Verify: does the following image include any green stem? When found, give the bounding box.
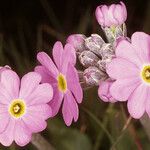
[82,107,114,144]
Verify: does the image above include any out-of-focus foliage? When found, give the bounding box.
[0,0,149,149]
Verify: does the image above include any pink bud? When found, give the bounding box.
[95,1,127,27]
[98,79,117,103]
[66,34,86,53]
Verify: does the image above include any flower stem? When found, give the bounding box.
[110,116,132,150]
[81,107,114,144]
[31,133,55,150]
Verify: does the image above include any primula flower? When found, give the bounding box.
[98,79,116,103]
[35,41,83,126]
[95,1,127,27]
[0,70,53,146]
[107,32,150,119]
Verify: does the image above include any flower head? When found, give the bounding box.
[107,32,150,119]
[95,1,127,27]
[35,41,83,126]
[0,70,53,146]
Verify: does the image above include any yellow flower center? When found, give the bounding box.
[57,73,67,92]
[141,65,150,83]
[9,99,26,118]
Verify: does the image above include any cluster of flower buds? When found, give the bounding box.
[67,34,115,86]
[67,1,127,87]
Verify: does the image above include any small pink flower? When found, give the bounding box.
[95,1,127,27]
[0,70,53,146]
[35,41,83,126]
[98,79,117,103]
[107,32,150,119]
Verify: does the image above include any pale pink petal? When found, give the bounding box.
[34,66,57,84]
[107,58,140,80]
[101,5,110,27]
[131,32,150,64]
[52,41,64,70]
[62,90,79,126]
[95,5,105,26]
[108,4,118,25]
[0,70,20,100]
[37,52,58,78]
[110,77,141,101]
[61,44,76,74]
[23,107,49,133]
[62,97,72,126]
[49,86,63,117]
[26,83,53,105]
[14,120,31,147]
[0,118,15,146]
[0,112,10,133]
[19,72,41,99]
[114,4,124,25]
[116,40,142,67]
[27,104,52,120]
[98,80,117,103]
[0,83,12,104]
[127,84,147,119]
[67,64,83,103]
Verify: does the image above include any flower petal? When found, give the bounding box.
[107,58,140,80]
[62,90,79,126]
[23,111,47,133]
[19,72,41,99]
[37,52,58,78]
[52,41,64,70]
[49,86,63,117]
[131,32,150,64]
[27,104,52,120]
[61,44,76,74]
[0,118,15,146]
[34,66,57,84]
[110,77,141,101]
[0,70,20,100]
[127,84,147,119]
[116,40,142,67]
[67,64,83,103]
[0,112,10,133]
[14,120,31,147]
[26,83,53,105]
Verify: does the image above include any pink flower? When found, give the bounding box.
[98,79,117,103]
[0,70,53,146]
[35,41,83,126]
[95,1,127,27]
[107,32,150,119]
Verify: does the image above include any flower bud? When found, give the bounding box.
[95,1,127,27]
[66,34,86,53]
[98,79,117,103]
[85,34,104,56]
[79,51,99,67]
[100,43,114,58]
[83,66,107,85]
[97,56,113,72]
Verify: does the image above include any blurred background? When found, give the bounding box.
[0,0,149,149]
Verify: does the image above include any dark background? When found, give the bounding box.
[0,0,149,149]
